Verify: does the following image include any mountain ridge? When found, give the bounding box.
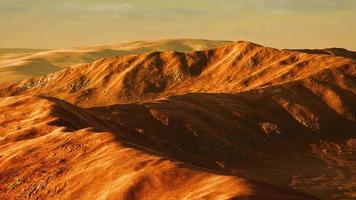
[0,40,355,200]
[0,39,231,82]
[1,41,354,107]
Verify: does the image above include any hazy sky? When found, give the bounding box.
[1,0,355,49]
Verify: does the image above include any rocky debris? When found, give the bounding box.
[68,76,88,93]
[185,124,199,137]
[59,143,85,153]
[136,128,145,134]
[19,79,36,89]
[246,59,255,67]
[36,75,55,88]
[169,71,185,83]
[25,180,47,198]
[259,122,282,135]
[276,96,321,131]
[287,106,320,131]
[215,161,226,169]
[345,113,356,123]
[18,75,55,90]
[149,108,170,126]
[8,178,23,189]
[75,88,94,104]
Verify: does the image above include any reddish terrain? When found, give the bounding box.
[0,41,355,199]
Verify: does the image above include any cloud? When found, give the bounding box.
[50,2,136,13]
[217,0,356,12]
[0,0,355,49]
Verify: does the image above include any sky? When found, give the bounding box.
[1,0,355,50]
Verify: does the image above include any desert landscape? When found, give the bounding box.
[0,39,355,200]
[0,39,230,82]
[1,0,356,199]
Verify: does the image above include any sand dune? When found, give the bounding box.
[0,41,355,199]
[0,39,230,82]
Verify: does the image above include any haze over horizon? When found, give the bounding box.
[1,1,356,200]
[1,0,356,50]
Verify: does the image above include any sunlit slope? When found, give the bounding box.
[2,41,354,108]
[0,95,318,200]
[292,48,356,60]
[0,39,230,82]
[0,41,355,200]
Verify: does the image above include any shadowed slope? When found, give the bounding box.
[1,75,355,199]
[0,95,318,200]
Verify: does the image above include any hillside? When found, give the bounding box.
[0,41,355,200]
[292,48,356,60]
[0,95,321,200]
[2,41,355,107]
[0,39,230,82]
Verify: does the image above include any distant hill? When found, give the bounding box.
[291,48,356,60]
[0,39,231,82]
